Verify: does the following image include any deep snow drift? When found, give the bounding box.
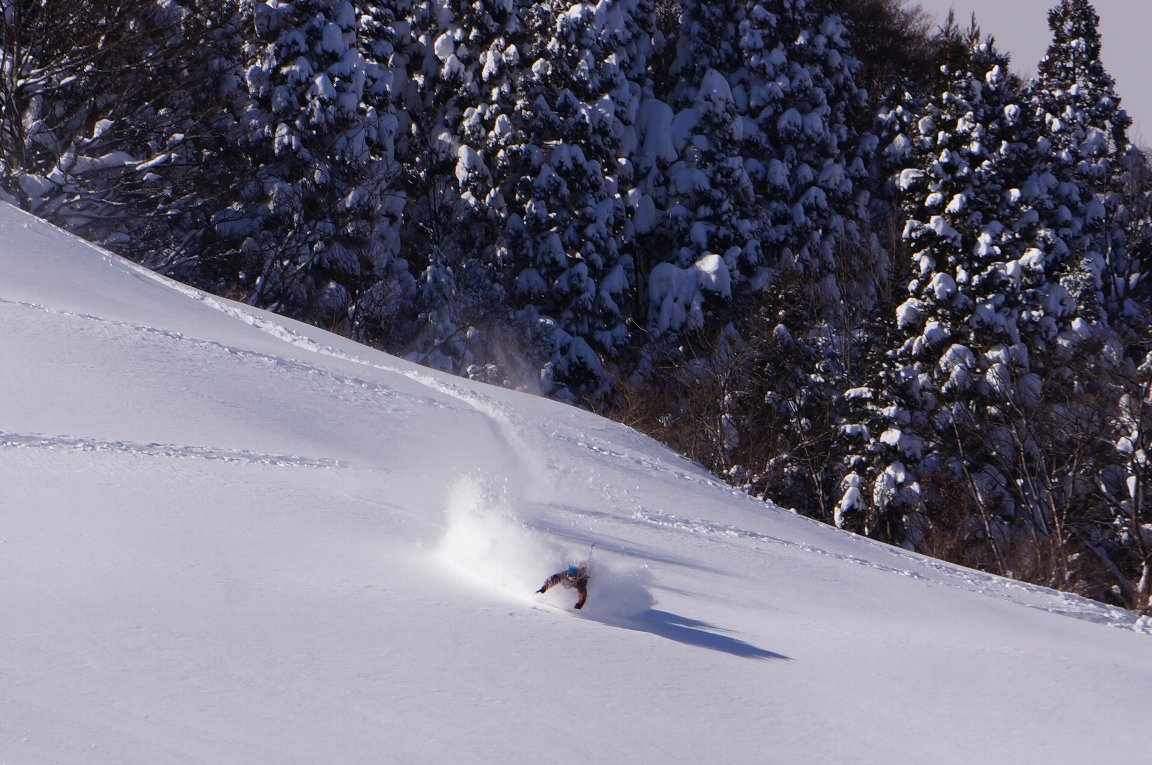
[2,202,1151,764]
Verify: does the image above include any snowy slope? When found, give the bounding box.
[1,202,1150,765]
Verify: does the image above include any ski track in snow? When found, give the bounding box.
[0,431,343,469]
[624,507,1152,635]
[547,430,731,492]
[2,298,465,417]
[123,279,544,481]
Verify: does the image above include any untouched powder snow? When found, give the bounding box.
[1,201,1151,764]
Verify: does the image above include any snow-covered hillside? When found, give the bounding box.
[2,202,1150,764]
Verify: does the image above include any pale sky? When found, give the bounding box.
[914,0,1151,145]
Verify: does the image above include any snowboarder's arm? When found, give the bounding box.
[536,573,564,594]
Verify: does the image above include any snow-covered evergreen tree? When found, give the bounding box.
[840,32,1046,550]
[236,0,405,330]
[399,0,658,401]
[741,0,872,307]
[391,0,525,379]
[639,0,758,342]
[500,0,652,401]
[346,1,414,343]
[1030,0,1134,322]
[0,1,226,253]
[720,0,877,521]
[673,0,743,83]
[1027,1,1152,608]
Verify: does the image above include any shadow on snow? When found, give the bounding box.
[601,609,790,661]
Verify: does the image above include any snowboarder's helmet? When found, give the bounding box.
[566,565,580,577]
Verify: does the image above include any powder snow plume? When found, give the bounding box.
[575,556,655,620]
[436,473,654,617]
[436,473,555,598]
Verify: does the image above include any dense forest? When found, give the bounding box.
[2,0,1149,613]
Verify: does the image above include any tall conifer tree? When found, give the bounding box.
[237,0,404,329]
[1031,0,1133,321]
[840,31,1045,551]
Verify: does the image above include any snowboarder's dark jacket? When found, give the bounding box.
[537,565,589,609]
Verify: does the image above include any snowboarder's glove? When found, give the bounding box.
[573,602,584,610]
[536,587,547,594]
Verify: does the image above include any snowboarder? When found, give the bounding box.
[536,564,589,609]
